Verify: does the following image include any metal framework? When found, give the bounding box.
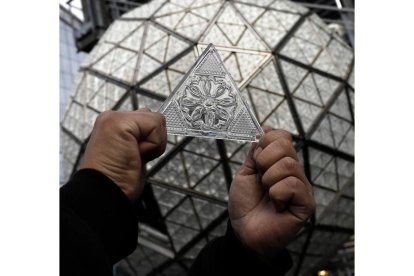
[61,0,355,275]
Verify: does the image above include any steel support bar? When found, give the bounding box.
[277,54,347,84]
[306,139,354,162]
[344,87,355,125]
[84,67,133,90]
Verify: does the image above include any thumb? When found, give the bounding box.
[237,142,259,176]
[237,126,273,176]
[128,110,167,162]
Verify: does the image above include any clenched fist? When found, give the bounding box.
[79,108,167,201]
[229,128,315,260]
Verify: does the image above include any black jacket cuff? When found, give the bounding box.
[188,219,292,276]
[60,169,138,264]
[224,221,293,275]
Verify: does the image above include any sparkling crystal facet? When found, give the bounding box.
[159,43,264,142]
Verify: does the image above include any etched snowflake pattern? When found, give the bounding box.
[179,77,236,130]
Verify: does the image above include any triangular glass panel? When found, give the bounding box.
[249,87,284,122]
[329,90,352,121]
[182,152,218,188]
[88,82,126,112]
[338,127,354,155]
[263,99,298,135]
[194,165,228,201]
[175,13,209,40]
[234,3,266,24]
[294,98,322,132]
[121,0,164,19]
[159,44,264,142]
[192,197,226,229]
[311,114,335,148]
[92,47,138,84]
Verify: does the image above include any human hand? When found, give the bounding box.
[79,108,167,201]
[228,127,315,259]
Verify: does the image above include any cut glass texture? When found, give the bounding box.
[159,44,264,142]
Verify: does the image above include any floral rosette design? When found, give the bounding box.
[179,77,236,130]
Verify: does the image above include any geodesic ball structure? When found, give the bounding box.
[61,0,354,275]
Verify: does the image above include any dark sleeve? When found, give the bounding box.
[188,221,293,276]
[60,169,138,276]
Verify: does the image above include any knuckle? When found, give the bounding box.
[286,176,301,190]
[96,110,115,125]
[273,129,292,141]
[259,129,293,148]
[255,152,267,170]
[281,156,298,172]
[274,137,292,150]
[278,129,293,141]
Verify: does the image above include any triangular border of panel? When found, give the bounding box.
[158,43,264,142]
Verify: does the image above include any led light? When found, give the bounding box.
[318,270,329,276]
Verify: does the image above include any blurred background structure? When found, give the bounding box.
[60,0,354,275]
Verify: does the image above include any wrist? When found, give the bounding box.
[79,160,146,202]
[231,218,285,255]
[227,221,293,274]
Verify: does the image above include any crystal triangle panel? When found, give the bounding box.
[151,154,189,188]
[152,185,185,217]
[294,98,323,132]
[280,60,308,93]
[159,44,263,142]
[329,90,352,120]
[248,87,284,123]
[120,24,145,52]
[329,115,352,148]
[88,82,127,112]
[263,99,298,135]
[80,42,114,68]
[192,197,226,228]
[194,165,228,200]
[174,13,210,41]
[100,20,142,44]
[92,47,138,84]
[182,152,218,188]
[141,70,170,97]
[233,3,265,24]
[121,0,165,19]
[200,4,268,51]
[338,127,354,155]
[292,73,323,106]
[310,114,335,148]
